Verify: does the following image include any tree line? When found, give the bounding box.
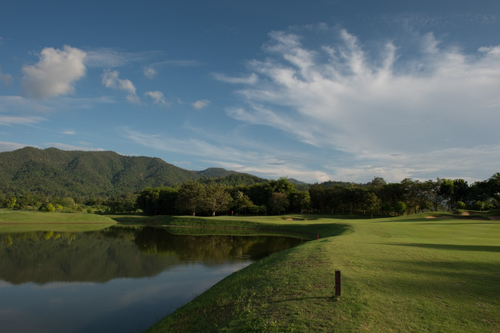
[2,173,499,216]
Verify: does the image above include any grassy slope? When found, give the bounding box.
[0,209,116,232]
[147,214,500,332]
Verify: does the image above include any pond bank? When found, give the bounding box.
[145,214,500,332]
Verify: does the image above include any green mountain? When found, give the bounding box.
[0,147,264,198]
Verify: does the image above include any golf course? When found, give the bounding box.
[146,212,500,332]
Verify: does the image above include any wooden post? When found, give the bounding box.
[335,270,341,297]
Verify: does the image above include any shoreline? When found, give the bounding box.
[145,213,500,332]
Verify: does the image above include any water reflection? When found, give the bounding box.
[0,226,303,332]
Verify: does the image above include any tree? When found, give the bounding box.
[450,179,469,209]
[45,203,56,212]
[55,204,63,212]
[363,192,381,218]
[175,181,206,216]
[205,184,232,216]
[232,191,254,214]
[439,179,454,210]
[6,196,16,209]
[269,192,289,215]
[308,184,327,212]
[291,191,310,213]
[394,201,407,216]
[367,177,387,190]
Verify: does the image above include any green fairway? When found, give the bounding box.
[147,213,500,332]
[0,209,117,232]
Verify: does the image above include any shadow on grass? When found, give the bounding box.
[374,217,495,223]
[385,242,500,252]
[417,222,499,225]
[163,223,351,240]
[110,216,150,223]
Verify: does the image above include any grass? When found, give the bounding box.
[146,212,500,332]
[0,208,117,232]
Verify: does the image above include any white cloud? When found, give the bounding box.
[144,67,157,79]
[44,143,104,151]
[145,91,169,106]
[102,70,135,94]
[0,95,116,114]
[62,130,76,135]
[126,94,141,105]
[123,127,330,183]
[0,96,53,113]
[22,45,86,99]
[222,27,500,181]
[0,116,44,125]
[192,100,210,110]
[101,69,140,104]
[0,68,12,85]
[0,141,34,152]
[213,73,258,84]
[85,49,161,67]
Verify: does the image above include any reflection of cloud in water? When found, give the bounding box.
[110,262,253,313]
[48,298,63,305]
[0,307,61,333]
[0,228,301,332]
[39,281,95,290]
[116,283,165,306]
[0,280,11,288]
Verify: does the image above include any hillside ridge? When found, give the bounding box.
[0,147,265,197]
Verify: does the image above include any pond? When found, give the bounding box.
[0,226,304,332]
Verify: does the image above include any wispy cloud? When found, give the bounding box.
[0,68,12,86]
[22,46,86,99]
[85,49,162,68]
[123,127,331,182]
[192,100,210,110]
[0,116,44,125]
[373,13,500,30]
[0,141,34,152]
[44,142,104,151]
[143,67,157,79]
[152,60,202,67]
[212,73,258,84]
[220,27,500,181]
[0,96,53,113]
[62,130,76,135]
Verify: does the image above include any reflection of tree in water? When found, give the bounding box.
[0,227,302,285]
[0,228,175,284]
[133,227,304,263]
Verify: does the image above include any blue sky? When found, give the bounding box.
[1,0,499,184]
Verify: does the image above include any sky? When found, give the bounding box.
[0,0,499,184]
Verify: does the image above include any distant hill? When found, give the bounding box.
[196,168,239,178]
[0,147,265,198]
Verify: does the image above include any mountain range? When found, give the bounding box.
[0,147,268,198]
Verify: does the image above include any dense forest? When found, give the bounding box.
[2,172,499,217]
